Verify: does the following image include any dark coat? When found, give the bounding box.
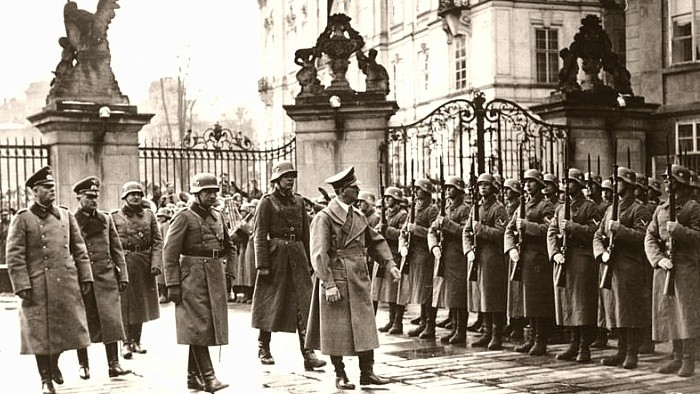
[547,194,601,326]
[7,203,93,355]
[592,195,651,328]
[505,199,524,318]
[163,203,233,345]
[371,206,406,303]
[428,196,471,309]
[504,194,555,318]
[112,205,163,325]
[251,189,312,333]
[75,209,128,344]
[156,220,169,286]
[645,196,700,341]
[398,199,438,305]
[305,199,395,355]
[463,195,508,313]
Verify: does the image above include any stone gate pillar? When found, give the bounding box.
[283,14,398,198]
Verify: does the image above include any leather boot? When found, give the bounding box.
[657,340,683,374]
[639,326,655,354]
[130,324,147,354]
[623,328,640,369]
[77,348,90,379]
[50,353,63,385]
[359,351,391,385]
[488,314,505,350]
[449,308,467,344]
[419,307,436,339]
[556,328,580,361]
[410,316,421,325]
[440,309,457,344]
[389,304,405,334]
[258,330,274,365]
[529,318,550,356]
[602,328,627,366]
[510,317,525,342]
[298,327,326,370]
[408,305,426,337]
[515,318,536,353]
[577,326,593,363]
[192,345,229,393]
[590,328,608,349]
[187,346,205,390]
[331,356,355,390]
[106,342,131,378]
[436,310,452,328]
[122,340,133,360]
[467,312,483,333]
[36,355,56,394]
[378,303,396,332]
[678,339,696,377]
[471,313,493,347]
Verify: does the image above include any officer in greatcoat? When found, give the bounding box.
[250,161,325,370]
[503,178,526,342]
[6,166,93,394]
[462,173,508,349]
[71,177,131,380]
[428,176,471,344]
[112,181,163,359]
[645,164,700,377]
[306,166,401,389]
[592,167,651,369]
[163,173,233,392]
[504,169,555,356]
[547,169,601,363]
[398,179,439,338]
[372,186,407,334]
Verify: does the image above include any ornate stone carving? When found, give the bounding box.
[294,47,323,96]
[357,49,390,95]
[314,14,365,92]
[438,0,471,42]
[47,0,128,106]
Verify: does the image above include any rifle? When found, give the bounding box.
[511,143,526,282]
[555,151,569,288]
[664,134,676,296]
[377,166,387,279]
[468,159,479,282]
[587,153,593,197]
[399,160,416,275]
[600,163,619,289]
[436,156,447,278]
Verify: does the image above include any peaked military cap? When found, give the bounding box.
[325,166,359,189]
[26,165,55,189]
[73,176,100,196]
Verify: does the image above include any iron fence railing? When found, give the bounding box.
[0,137,50,211]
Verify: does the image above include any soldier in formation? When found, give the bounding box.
[503,178,526,341]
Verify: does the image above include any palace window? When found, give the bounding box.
[454,37,467,91]
[418,48,430,93]
[677,121,700,153]
[669,0,700,64]
[392,0,404,26]
[535,28,559,83]
[392,57,403,102]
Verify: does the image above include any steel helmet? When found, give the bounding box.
[189,173,220,194]
[477,173,496,186]
[503,178,522,194]
[648,177,661,193]
[444,176,465,191]
[523,169,544,186]
[270,161,297,182]
[635,172,648,190]
[120,181,144,199]
[415,178,434,193]
[663,164,691,186]
[543,173,559,188]
[156,207,173,218]
[492,173,503,190]
[615,166,636,185]
[601,179,613,191]
[584,172,602,186]
[357,191,376,204]
[567,168,586,187]
[384,186,404,201]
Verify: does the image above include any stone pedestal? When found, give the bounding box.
[284,92,398,198]
[28,101,153,211]
[530,91,659,176]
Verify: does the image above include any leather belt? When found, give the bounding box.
[124,245,151,252]
[184,250,222,258]
[272,234,297,242]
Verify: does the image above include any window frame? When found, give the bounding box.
[534,27,560,84]
[676,120,700,154]
[668,0,699,65]
[453,36,468,91]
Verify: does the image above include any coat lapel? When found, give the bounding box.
[326,199,346,226]
[345,207,366,247]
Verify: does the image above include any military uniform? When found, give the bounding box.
[505,198,524,320]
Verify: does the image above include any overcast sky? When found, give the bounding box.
[0,0,262,118]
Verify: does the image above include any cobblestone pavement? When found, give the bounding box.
[1,295,699,393]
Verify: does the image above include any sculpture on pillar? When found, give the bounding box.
[48,0,129,106]
[557,14,632,96]
[294,47,323,96]
[314,14,365,92]
[357,49,390,96]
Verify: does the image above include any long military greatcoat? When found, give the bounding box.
[463,195,508,313]
[398,199,438,305]
[592,195,651,328]
[112,204,162,325]
[428,196,471,309]
[305,198,395,355]
[75,208,129,344]
[505,199,524,318]
[7,203,93,355]
[504,194,555,318]
[251,188,312,333]
[163,203,233,345]
[547,194,601,326]
[371,205,406,303]
[645,196,700,341]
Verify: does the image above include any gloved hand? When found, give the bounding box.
[406,223,417,234]
[81,282,93,294]
[601,251,611,263]
[17,289,31,301]
[606,220,620,233]
[666,221,678,235]
[431,246,441,260]
[516,218,525,231]
[389,266,401,282]
[325,286,341,303]
[509,249,520,262]
[258,268,270,276]
[467,250,476,263]
[150,267,161,276]
[118,282,128,292]
[658,258,673,271]
[168,285,182,305]
[553,253,565,265]
[399,247,408,257]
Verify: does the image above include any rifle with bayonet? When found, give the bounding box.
[600,163,619,289]
[400,160,416,275]
[436,156,447,278]
[664,134,676,296]
[555,150,570,288]
[468,159,479,282]
[511,143,526,282]
[378,166,387,278]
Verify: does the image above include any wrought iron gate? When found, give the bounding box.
[0,137,50,211]
[385,92,568,186]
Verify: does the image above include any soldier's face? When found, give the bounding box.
[33,184,55,205]
[478,182,492,196]
[278,175,295,191]
[568,181,582,195]
[416,189,431,199]
[544,182,557,195]
[78,194,98,211]
[506,189,519,200]
[603,190,613,201]
[526,180,541,195]
[384,196,397,208]
[125,192,143,207]
[617,180,628,194]
[197,189,218,208]
[355,200,370,214]
[446,185,460,199]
